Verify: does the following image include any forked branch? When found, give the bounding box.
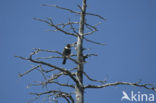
[31,90,74,103]
[42,4,106,21]
[16,53,79,86]
[33,18,77,37]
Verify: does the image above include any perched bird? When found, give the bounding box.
[62,44,71,64]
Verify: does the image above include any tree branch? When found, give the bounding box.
[86,12,106,21]
[56,21,79,27]
[77,4,106,21]
[33,48,79,64]
[48,81,75,88]
[84,37,106,45]
[84,81,156,92]
[18,65,40,77]
[42,4,80,15]
[30,80,75,89]
[83,72,106,84]
[41,68,56,73]
[36,56,63,60]
[33,18,77,37]
[84,22,101,36]
[28,59,79,86]
[16,54,79,86]
[31,90,74,103]
[37,66,47,80]
[48,70,76,81]
[69,19,79,35]
[42,4,106,21]
[14,56,41,77]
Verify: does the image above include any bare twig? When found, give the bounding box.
[84,37,106,45]
[56,21,79,27]
[48,71,73,81]
[77,4,82,12]
[37,66,47,80]
[33,48,61,54]
[36,56,63,60]
[86,12,106,21]
[69,19,79,35]
[18,65,40,77]
[84,30,97,36]
[83,72,106,84]
[41,68,56,73]
[84,22,101,36]
[77,4,106,21]
[15,56,28,60]
[42,4,80,15]
[85,54,98,57]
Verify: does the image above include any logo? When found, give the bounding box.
[121,91,154,102]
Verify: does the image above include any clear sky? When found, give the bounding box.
[0,0,156,103]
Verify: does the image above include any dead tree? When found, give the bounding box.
[16,0,156,103]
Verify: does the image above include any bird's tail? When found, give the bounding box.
[62,57,66,64]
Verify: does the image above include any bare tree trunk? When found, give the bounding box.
[76,0,87,103]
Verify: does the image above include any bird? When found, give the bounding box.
[62,44,71,64]
[121,91,131,101]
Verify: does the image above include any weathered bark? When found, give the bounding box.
[76,0,87,103]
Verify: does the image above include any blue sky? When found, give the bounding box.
[0,0,156,103]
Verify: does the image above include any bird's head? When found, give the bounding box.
[66,44,71,48]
